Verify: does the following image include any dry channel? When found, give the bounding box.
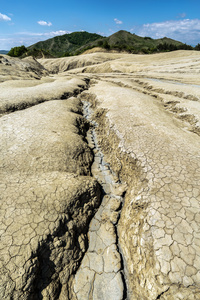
[72,99,127,299]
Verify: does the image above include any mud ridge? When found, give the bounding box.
[0,78,90,117]
[0,80,102,299]
[101,78,200,137]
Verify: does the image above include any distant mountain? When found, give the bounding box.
[28,30,188,57]
[100,30,184,52]
[9,30,192,58]
[28,31,103,57]
[0,50,9,54]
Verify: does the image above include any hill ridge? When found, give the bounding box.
[9,30,194,58]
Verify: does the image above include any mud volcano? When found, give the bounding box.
[1,51,200,299]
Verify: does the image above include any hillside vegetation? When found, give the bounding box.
[7,30,197,58]
[100,30,189,53]
[28,31,102,57]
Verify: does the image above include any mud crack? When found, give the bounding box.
[71,96,128,300]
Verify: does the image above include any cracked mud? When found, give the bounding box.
[71,100,127,300]
[1,51,200,299]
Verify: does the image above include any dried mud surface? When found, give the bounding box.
[1,51,200,299]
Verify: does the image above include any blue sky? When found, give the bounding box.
[1,0,200,49]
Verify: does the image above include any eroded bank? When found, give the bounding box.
[80,79,200,300]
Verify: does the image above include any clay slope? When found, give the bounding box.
[88,79,200,299]
[38,52,125,73]
[0,55,48,82]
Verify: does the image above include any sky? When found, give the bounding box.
[1,0,200,50]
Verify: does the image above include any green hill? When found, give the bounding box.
[8,30,194,58]
[93,30,186,53]
[28,31,103,57]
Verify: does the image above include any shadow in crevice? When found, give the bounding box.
[30,231,64,299]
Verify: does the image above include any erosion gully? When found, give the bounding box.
[72,97,128,300]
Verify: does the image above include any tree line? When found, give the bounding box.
[7,42,200,58]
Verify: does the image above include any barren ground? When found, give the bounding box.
[1,50,200,299]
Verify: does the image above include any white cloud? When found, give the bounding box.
[37,20,52,26]
[17,30,71,37]
[114,18,123,25]
[97,31,106,36]
[16,30,71,39]
[0,12,11,21]
[0,30,72,49]
[178,13,186,18]
[48,30,71,36]
[132,19,200,45]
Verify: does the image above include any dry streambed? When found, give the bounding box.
[72,100,127,300]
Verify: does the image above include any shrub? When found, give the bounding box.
[103,41,110,50]
[8,45,27,57]
[195,43,200,51]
